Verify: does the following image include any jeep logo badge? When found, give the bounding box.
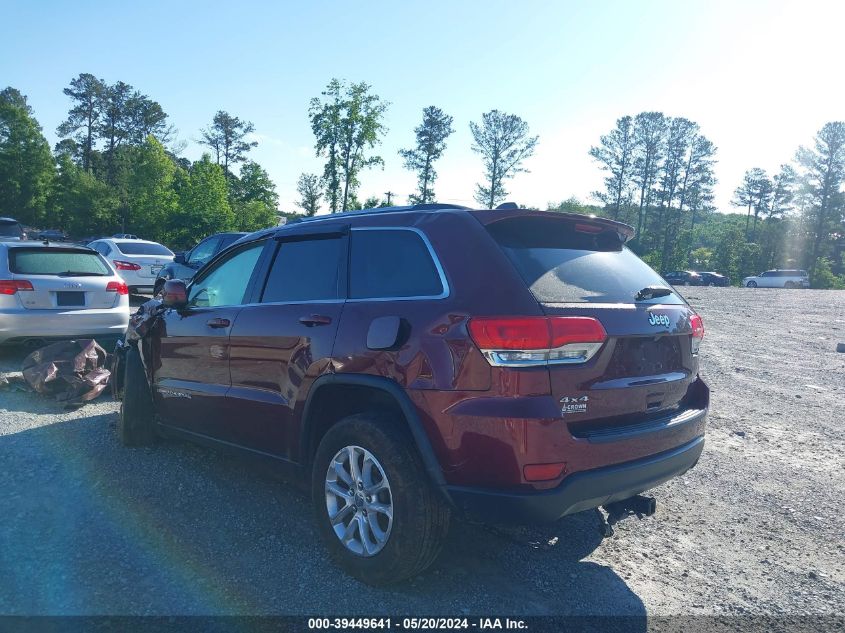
[648,313,671,328]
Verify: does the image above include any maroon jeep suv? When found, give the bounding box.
[116,204,708,584]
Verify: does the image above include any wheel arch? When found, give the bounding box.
[300,374,450,502]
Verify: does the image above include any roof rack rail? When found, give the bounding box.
[287,203,471,224]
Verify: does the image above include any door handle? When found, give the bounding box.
[299,314,332,327]
[206,317,230,329]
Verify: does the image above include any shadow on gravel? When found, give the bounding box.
[0,410,645,620]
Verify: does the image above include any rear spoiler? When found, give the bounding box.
[469,209,635,243]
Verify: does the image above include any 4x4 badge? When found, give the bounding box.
[648,313,671,327]
[560,395,588,415]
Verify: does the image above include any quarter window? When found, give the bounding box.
[350,230,444,299]
[261,237,343,303]
[188,241,264,307]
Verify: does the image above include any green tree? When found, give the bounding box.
[309,79,388,212]
[171,153,235,247]
[589,115,635,219]
[99,81,135,182]
[732,168,772,238]
[56,73,105,171]
[49,154,118,236]
[121,136,180,241]
[399,106,454,204]
[795,121,845,276]
[295,172,323,216]
[0,88,55,226]
[631,112,667,240]
[200,110,258,179]
[231,160,278,208]
[470,110,538,208]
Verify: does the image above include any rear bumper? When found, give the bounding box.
[0,307,129,345]
[445,435,704,524]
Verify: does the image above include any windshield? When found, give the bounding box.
[0,221,23,237]
[8,248,111,276]
[487,216,682,304]
[115,242,174,256]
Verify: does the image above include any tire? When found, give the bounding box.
[708,282,715,287]
[153,279,164,297]
[684,281,691,286]
[746,281,758,288]
[118,346,157,447]
[784,281,796,289]
[311,412,450,585]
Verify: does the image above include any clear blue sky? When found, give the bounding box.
[2,0,843,213]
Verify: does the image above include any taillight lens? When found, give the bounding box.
[690,313,704,338]
[468,316,607,366]
[0,280,34,295]
[106,281,129,295]
[113,260,141,271]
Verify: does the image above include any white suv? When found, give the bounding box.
[743,269,810,289]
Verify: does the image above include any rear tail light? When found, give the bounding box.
[468,316,607,367]
[106,281,129,295]
[690,313,704,355]
[113,260,141,271]
[0,280,34,295]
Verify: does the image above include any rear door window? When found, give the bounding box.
[261,237,343,303]
[8,248,110,276]
[349,229,444,299]
[0,220,23,238]
[115,242,173,256]
[486,216,683,305]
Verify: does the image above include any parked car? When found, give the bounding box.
[112,233,139,240]
[0,241,129,347]
[36,229,69,242]
[662,270,704,286]
[0,217,25,241]
[87,238,174,295]
[115,204,708,584]
[153,232,247,296]
[743,269,810,288]
[696,271,730,287]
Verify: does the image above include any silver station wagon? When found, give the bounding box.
[0,242,130,347]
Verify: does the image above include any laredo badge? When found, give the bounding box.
[560,395,589,415]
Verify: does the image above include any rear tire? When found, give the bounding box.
[119,346,157,447]
[784,281,796,289]
[311,412,450,585]
[153,279,164,297]
[746,281,758,288]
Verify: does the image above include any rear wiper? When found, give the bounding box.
[57,271,105,277]
[636,285,673,301]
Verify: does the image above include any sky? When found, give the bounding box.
[2,0,844,214]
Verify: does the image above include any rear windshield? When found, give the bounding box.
[0,221,23,237]
[8,248,111,276]
[487,217,683,305]
[115,242,173,256]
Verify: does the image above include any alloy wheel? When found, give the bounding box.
[325,445,393,557]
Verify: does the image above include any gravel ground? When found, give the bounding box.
[0,288,843,617]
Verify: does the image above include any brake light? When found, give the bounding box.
[106,281,129,295]
[468,316,607,366]
[690,313,704,355]
[0,280,34,295]
[690,313,704,338]
[113,260,141,271]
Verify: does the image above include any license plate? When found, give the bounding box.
[56,291,85,307]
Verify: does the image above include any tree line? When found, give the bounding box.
[0,75,278,249]
[588,113,845,288]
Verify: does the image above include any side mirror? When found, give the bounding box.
[161,279,188,309]
[174,251,186,264]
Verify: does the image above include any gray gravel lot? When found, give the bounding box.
[0,288,843,616]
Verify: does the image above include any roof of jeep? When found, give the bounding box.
[234,204,636,246]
